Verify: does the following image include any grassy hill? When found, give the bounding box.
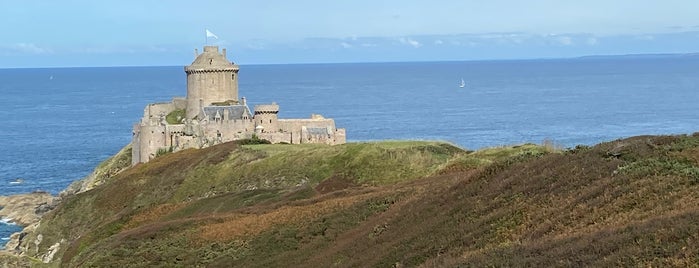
[15,134,699,267]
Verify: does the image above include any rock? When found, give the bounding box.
[59,143,131,197]
[0,192,55,226]
[41,242,60,263]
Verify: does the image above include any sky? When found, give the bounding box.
[2,0,699,68]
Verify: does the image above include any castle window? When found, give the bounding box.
[269,119,272,123]
[232,73,235,80]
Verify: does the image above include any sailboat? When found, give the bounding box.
[459,78,465,88]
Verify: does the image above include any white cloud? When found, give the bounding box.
[246,41,267,50]
[5,43,53,54]
[78,46,136,54]
[360,43,377,47]
[340,42,352,48]
[635,35,655,41]
[399,37,422,48]
[586,37,598,46]
[434,39,444,45]
[557,36,573,45]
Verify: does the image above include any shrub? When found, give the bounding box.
[155,147,172,157]
[238,134,272,145]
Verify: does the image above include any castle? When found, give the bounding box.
[131,46,346,165]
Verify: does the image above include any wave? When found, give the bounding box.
[0,217,16,225]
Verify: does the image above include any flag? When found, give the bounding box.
[206,29,218,39]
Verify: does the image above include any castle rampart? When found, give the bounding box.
[131,46,346,165]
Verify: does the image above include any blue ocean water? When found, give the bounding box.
[1,58,698,243]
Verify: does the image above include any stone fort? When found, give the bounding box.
[132,46,346,165]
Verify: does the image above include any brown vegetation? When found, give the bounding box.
[22,134,699,267]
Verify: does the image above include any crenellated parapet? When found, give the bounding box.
[184,68,238,74]
[132,45,346,166]
[185,46,240,119]
[254,103,280,114]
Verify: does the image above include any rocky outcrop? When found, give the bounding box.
[60,144,132,197]
[1,144,131,259]
[0,192,55,226]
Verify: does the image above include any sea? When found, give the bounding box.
[1,57,698,246]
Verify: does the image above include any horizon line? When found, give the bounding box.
[1,52,697,70]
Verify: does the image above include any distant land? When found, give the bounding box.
[2,51,699,70]
[577,52,699,60]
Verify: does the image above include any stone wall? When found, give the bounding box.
[185,46,239,119]
[132,124,168,164]
[253,103,280,134]
[172,97,187,110]
[141,102,175,125]
[132,46,346,165]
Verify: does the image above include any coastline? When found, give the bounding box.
[0,192,55,227]
[0,143,131,255]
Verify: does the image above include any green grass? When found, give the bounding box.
[25,135,699,267]
[165,109,186,124]
[170,141,466,202]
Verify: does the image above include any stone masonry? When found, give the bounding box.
[131,46,346,165]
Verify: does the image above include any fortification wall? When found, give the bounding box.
[132,124,142,164]
[199,119,255,143]
[278,118,337,131]
[258,132,293,144]
[278,118,343,145]
[141,102,176,125]
[133,124,167,164]
[172,97,187,110]
[132,46,346,165]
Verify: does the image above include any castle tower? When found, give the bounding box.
[184,46,240,119]
[253,103,280,133]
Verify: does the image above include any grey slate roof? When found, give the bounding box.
[202,105,251,121]
[185,46,238,72]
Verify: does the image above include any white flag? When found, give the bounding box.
[206,29,218,39]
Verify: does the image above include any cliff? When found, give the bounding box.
[1,143,132,266]
[0,193,55,227]
[6,134,699,266]
[60,144,133,197]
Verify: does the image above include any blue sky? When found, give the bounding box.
[2,0,699,67]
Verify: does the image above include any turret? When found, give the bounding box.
[253,103,280,133]
[184,46,240,119]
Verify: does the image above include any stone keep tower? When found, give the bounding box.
[185,46,240,119]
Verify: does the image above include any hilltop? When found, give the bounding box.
[3,133,699,267]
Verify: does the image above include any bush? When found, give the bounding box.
[238,134,272,145]
[155,147,172,157]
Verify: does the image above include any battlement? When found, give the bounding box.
[254,103,280,114]
[184,45,240,73]
[132,46,345,165]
